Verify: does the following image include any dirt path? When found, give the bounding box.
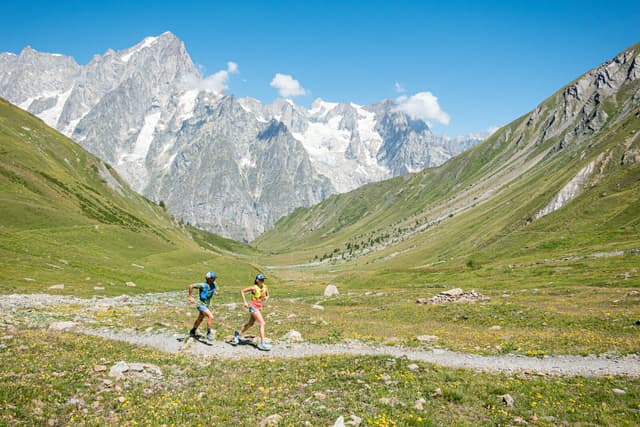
[79,326,640,377]
[2,293,638,377]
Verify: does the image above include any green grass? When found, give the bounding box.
[1,330,638,426]
[0,97,259,295]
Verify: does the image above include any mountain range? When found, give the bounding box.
[255,41,640,269]
[0,32,482,241]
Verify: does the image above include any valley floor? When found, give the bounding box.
[2,292,638,377]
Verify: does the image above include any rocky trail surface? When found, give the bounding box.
[2,293,638,378]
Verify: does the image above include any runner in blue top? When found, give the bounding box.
[188,271,219,340]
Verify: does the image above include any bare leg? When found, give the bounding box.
[240,316,255,335]
[251,311,266,343]
[203,309,214,329]
[192,312,204,330]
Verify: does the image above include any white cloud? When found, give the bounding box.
[227,61,238,73]
[394,81,405,93]
[270,73,307,97]
[487,125,502,135]
[393,91,450,125]
[183,61,239,94]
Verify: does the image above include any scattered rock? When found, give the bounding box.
[131,263,145,269]
[500,394,515,407]
[513,416,528,425]
[66,397,84,406]
[93,365,107,373]
[117,396,126,404]
[109,361,129,379]
[417,289,488,304]
[259,414,282,426]
[23,278,35,282]
[311,304,325,310]
[345,415,362,426]
[628,290,639,296]
[431,388,443,398]
[48,284,64,290]
[128,363,145,372]
[332,416,345,427]
[416,335,438,343]
[314,392,326,401]
[324,285,339,297]
[379,397,399,406]
[94,287,105,291]
[414,397,426,410]
[48,321,77,331]
[407,363,419,372]
[281,330,303,343]
[125,282,136,287]
[441,288,464,297]
[489,325,502,331]
[612,388,626,395]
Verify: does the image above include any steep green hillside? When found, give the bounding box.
[0,98,258,295]
[255,43,640,272]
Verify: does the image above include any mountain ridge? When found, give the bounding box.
[0,32,483,241]
[254,41,640,269]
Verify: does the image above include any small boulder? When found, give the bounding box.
[311,304,325,310]
[407,363,420,372]
[324,285,339,297]
[109,361,129,379]
[417,335,438,343]
[332,416,345,427]
[48,321,77,331]
[441,288,464,297]
[259,414,282,427]
[93,365,107,373]
[125,282,136,287]
[500,394,515,407]
[414,397,426,410]
[345,415,362,426]
[281,330,303,343]
[48,284,64,290]
[612,388,626,395]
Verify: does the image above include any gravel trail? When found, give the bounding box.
[80,327,640,378]
[2,293,639,377]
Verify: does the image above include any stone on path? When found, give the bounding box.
[324,285,339,297]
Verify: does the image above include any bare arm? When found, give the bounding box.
[240,286,254,307]
[188,284,195,302]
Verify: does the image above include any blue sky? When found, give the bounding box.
[2,0,639,135]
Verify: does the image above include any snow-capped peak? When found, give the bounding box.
[120,35,160,62]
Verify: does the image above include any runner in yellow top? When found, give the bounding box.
[233,273,271,350]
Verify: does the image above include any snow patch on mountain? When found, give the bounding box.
[535,161,595,219]
[120,36,159,62]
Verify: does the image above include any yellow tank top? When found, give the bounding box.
[250,284,267,308]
